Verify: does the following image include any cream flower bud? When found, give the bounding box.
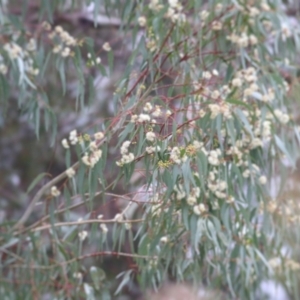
[102,42,111,51]
[259,175,267,185]
[160,236,168,243]
[114,213,123,222]
[193,203,206,215]
[62,138,70,149]
[51,186,60,197]
[66,167,75,178]
[94,131,104,140]
[138,16,147,27]
[78,230,88,241]
[100,223,108,233]
[146,131,156,142]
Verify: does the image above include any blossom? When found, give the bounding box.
[69,130,78,145]
[138,16,147,27]
[200,10,209,21]
[259,175,267,185]
[114,213,123,222]
[193,203,206,215]
[66,167,75,178]
[51,186,61,197]
[208,149,221,166]
[94,131,104,140]
[62,138,70,149]
[203,71,211,79]
[78,230,88,241]
[138,113,151,123]
[102,42,111,51]
[212,21,222,30]
[73,272,82,280]
[152,106,162,117]
[165,110,172,117]
[144,102,153,112]
[121,141,131,155]
[212,69,219,76]
[100,223,108,233]
[274,109,289,124]
[4,43,23,60]
[61,47,71,57]
[146,146,155,154]
[187,195,197,206]
[146,131,156,142]
[232,78,243,87]
[160,236,168,243]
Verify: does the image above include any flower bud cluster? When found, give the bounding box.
[49,25,77,58]
[116,141,135,166]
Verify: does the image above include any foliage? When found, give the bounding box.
[1,0,300,299]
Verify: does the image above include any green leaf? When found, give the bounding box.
[27,172,49,193]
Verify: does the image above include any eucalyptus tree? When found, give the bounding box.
[1,0,300,299]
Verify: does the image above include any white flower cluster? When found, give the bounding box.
[209,102,232,119]
[193,203,206,215]
[226,145,243,165]
[51,186,61,197]
[144,102,153,112]
[212,21,222,30]
[165,0,186,24]
[114,213,124,223]
[208,149,222,166]
[231,67,257,88]
[199,10,209,21]
[49,26,76,57]
[4,43,23,60]
[274,109,290,124]
[142,102,162,118]
[160,236,168,243]
[186,187,201,205]
[203,71,211,80]
[146,131,156,142]
[260,88,275,103]
[137,113,151,123]
[149,0,163,12]
[170,147,187,164]
[146,39,158,52]
[25,58,39,76]
[259,175,267,185]
[66,167,76,178]
[207,172,227,199]
[227,31,258,48]
[192,140,206,152]
[82,142,102,168]
[146,145,161,154]
[69,130,78,145]
[87,53,101,65]
[94,131,104,140]
[100,223,108,233]
[3,41,40,77]
[78,230,88,241]
[173,184,186,200]
[26,38,36,52]
[242,163,260,179]
[152,105,162,117]
[138,16,147,27]
[102,42,111,51]
[116,141,135,166]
